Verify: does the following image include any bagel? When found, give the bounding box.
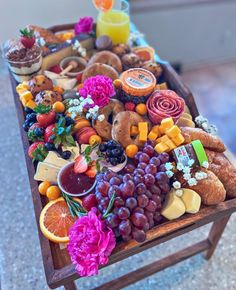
[112,111,146,148]
[88,51,122,73]
[94,99,124,141]
[82,63,119,82]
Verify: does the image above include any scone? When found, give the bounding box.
[29,75,54,96]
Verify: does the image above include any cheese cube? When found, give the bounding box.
[165,139,176,151]
[151,125,160,136]
[20,91,34,106]
[138,122,148,142]
[16,82,29,93]
[166,125,181,138]
[34,162,60,183]
[130,126,139,136]
[160,117,174,131]
[161,190,186,220]
[159,125,166,135]
[172,133,185,146]
[148,131,158,141]
[181,189,201,214]
[160,82,168,90]
[154,142,169,154]
[26,100,36,109]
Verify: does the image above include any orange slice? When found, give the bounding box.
[39,197,76,243]
[93,0,114,12]
[133,46,155,63]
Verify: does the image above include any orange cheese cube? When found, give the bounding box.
[130,126,139,136]
[160,82,168,90]
[20,91,34,106]
[161,118,174,131]
[138,122,148,142]
[155,142,169,154]
[25,100,36,109]
[159,125,166,135]
[172,133,185,146]
[165,139,176,151]
[151,125,160,136]
[148,131,158,141]
[166,125,181,138]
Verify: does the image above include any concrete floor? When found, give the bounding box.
[0,58,236,290]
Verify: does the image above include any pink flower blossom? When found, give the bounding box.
[74,17,94,35]
[67,208,116,277]
[79,75,115,108]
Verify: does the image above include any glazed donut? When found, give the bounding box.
[35,90,62,106]
[88,51,122,73]
[94,99,124,141]
[28,75,53,96]
[112,111,146,148]
[82,63,119,82]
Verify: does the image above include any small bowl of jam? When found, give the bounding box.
[57,162,96,197]
[60,56,87,79]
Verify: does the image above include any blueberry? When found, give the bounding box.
[26,113,37,122]
[65,116,74,126]
[99,143,107,152]
[22,122,29,132]
[56,113,64,122]
[107,140,118,149]
[29,122,35,127]
[34,127,44,137]
[45,142,56,151]
[118,155,126,164]
[112,148,123,157]
[109,157,119,166]
[61,150,72,160]
[106,149,113,157]
[24,107,34,114]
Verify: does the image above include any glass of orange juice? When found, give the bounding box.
[96,0,130,44]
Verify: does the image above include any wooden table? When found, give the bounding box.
[9,25,236,290]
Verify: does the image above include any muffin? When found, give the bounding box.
[35,90,62,106]
[28,75,54,95]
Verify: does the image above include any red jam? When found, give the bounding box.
[59,163,95,196]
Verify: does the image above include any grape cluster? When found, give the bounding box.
[95,141,171,243]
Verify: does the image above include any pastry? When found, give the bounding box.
[28,25,63,44]
[82,63,119,82]
[35,90,62,106]
[29,75,54,95]
[142,62,163,78]
[206,149,236,198]
[176,116,195,128]
[111,44,131,58]
[95,35,113,51]
[112,111,146,147]
[94,99,124,141]
[88,51,122,73]
[181,127,225,153]
[121,53,142,70]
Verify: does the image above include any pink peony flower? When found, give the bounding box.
[79,75,115,108]
[67,208,116,277]
[74,17,94,35]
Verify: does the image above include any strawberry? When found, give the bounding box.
[82,194,97,211]
[44,124,56,143]
[125,102,136,111]
[34,104,56,128]
[74,155,88,174]
[85,161,97,178]
[20,28,35,49]
[28,141,47,161]
[28,122,41,132]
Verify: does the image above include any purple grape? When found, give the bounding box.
[143,222,150,232]
[159,164,167,172]
[154,212,162,222]
[114,227,121,238]
[139,153,150,164]
[143,145,155,157]
[149,219,155,228]
[135,183,147,195]
[109,176,122,186]
[114,196,125,208]
[144,210,154,222]
[124,164,135,173]
[145,190,153,198]
[123,173,133,182]
[119,220,132,236]
[96,173,104,182]
[98,204,105,214]
[155,172,169,185]
[100,197,110,208]
[151,194,161,205]
[145,164,157,175]
[108,185,121,198]
[125,197,138,210]
[149,157,161,167]
[134,151,142,165]
[159,152,170,163]
[95,191,103,202]
[134,168,145,176]
[120,180,135,198]
[118,207,130,219]
[137,194,149,208]
[149,184,161,195]
[145,200,157,212]
[133,207,145,214]
[104,170,116,181]
[159,183,171,194]
[144,174,155,187]
[133,174,144,185]
[131,212,148,229]
[106,213,120,228]
[137,162,147,170]
[122,234,132,242]
[97,181,109,196]
[144,140,154,147]
[132,228,146,243]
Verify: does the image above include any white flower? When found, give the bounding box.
[188,159,195,167]
[202,122,209,130]
[87,98,94,105]
[177,163,184,171]
[183,173,191,181]
[166,170,174,178]
[175,189,183,197]
[173,181,181,189]
[187,178,198,186]
[202,161,209,169]
[97,114,105,122]
[71,112,77,119]
[183,166,191,174]
[165,162,174,171]
[195,172,204,180]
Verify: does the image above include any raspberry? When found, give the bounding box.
[125,102,135,111]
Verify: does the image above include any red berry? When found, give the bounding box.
[82,194,97,211]
[125,102,135,111]
[85,161,97,178]
[74,155,88,174]
[20,36,35,49]
[28,141,45,158]
[37,111,56,128]
[44,124,56,143]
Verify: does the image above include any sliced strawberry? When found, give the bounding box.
[37,111,56,128]
[125,102,136,111]
[82,194,97,211]
[85,161,97,178]
[44,124,56,143]
[74,155,88,174]
[28,141,45,159]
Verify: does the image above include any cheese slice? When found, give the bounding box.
[62,144,80,161]
[161,190,186,220]
[34,162,60,183]
[181,188,201,214]
[44,151,70,168]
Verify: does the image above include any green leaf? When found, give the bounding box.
[34,104,51,114]
[103,192,116,219]
[84,145,93,156]
[65,135,75,146]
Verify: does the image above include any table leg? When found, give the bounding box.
[64,281,77,290]
[205,214,231,260]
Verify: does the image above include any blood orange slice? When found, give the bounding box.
[93,0,114,12]
[39,197,76,243]
[133,46,155,63]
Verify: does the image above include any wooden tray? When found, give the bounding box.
[9,23,236,290]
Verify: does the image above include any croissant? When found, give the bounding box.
[206,149,236,198]
[181,127,225,153]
